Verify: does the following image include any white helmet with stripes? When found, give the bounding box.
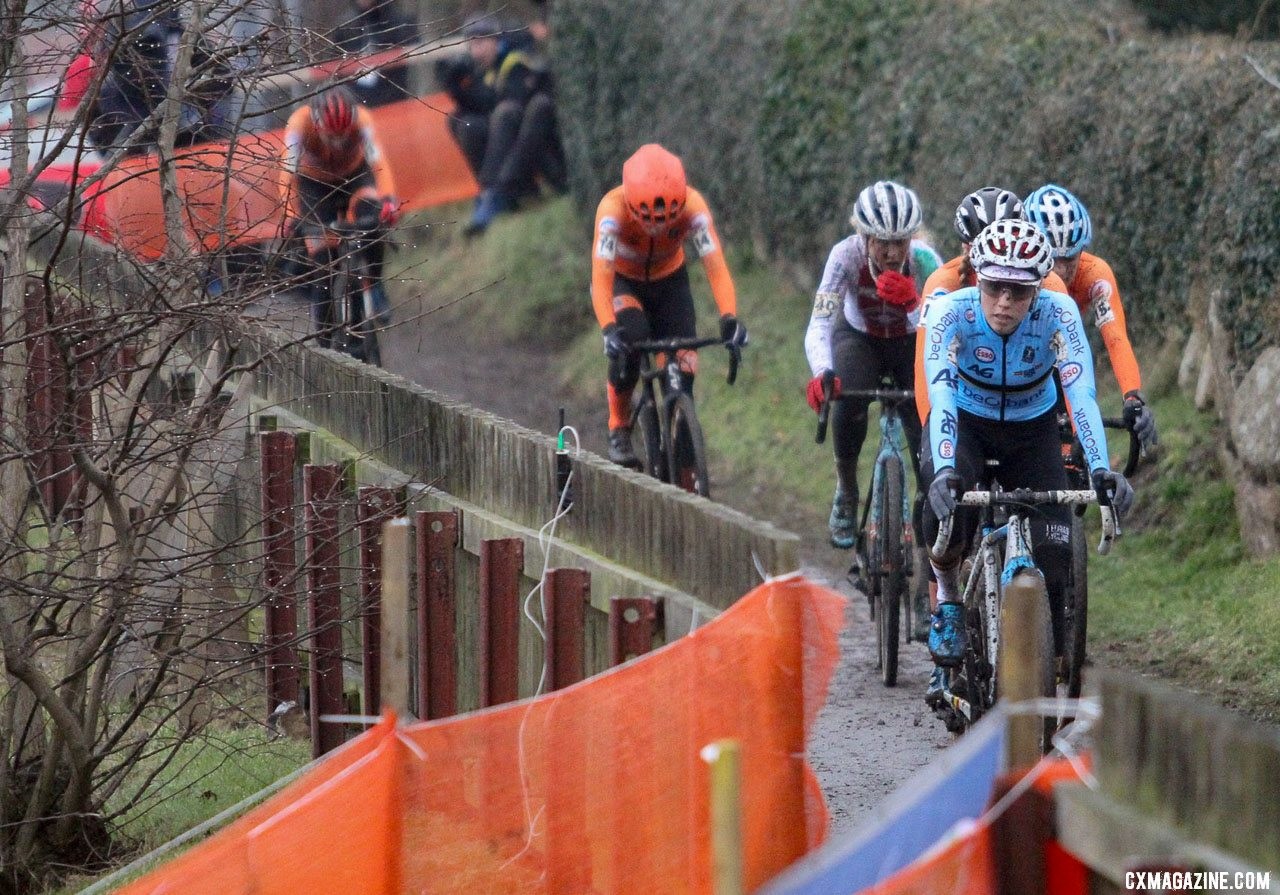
[850,180,922,240]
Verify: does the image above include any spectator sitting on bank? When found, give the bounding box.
[435,13,567,236]
[333,0,419,107]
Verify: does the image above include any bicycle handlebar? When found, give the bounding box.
[931,488,1119,562]
[629,336,741,386]
[295,214,388,240]
[1101,416,1141,477]
[815,381,913,445]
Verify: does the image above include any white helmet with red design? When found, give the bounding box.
[968,219,1054,283]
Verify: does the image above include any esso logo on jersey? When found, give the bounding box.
[974,346,996,364]
[939,439,955,459]
[964,308,976,323]
[1060,361,1083,387]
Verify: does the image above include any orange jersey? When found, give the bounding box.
[913,256,1068,423]
[590,186,736,328]
[1062,253,1142,396]
[279,105,397,220]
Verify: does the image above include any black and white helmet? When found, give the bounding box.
[968,219,1054,284]
[953,187,1023,244]
[850,181,922,240]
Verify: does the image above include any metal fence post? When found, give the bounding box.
[304,463,345,757]
[544,568,589,690]
[260,430,300,716]
[416,510,458,719]
[609,596,661,666]
[479,537,524,707]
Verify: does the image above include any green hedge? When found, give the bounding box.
[553,0,1280,368]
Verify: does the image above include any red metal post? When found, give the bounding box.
[479,537,524,707]
[260,431,300,715]
[415,510,458,720]
[357,486,400,714]
[544,568,589,690]
[608,597,661,666]
[304,463,345,757]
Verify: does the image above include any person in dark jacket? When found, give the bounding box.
[334,0,419,107]
[435,13,567,235]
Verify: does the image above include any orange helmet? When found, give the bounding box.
[622,144,687,231]
[311,86,357,139]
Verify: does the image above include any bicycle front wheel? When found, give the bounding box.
[1065,514,1089,698]
[666,393,710,498]
[635,399,665,482]
[877,456,905,686]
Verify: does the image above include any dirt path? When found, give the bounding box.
[377,285,955,836]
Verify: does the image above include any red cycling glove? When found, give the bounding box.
[379,196,401,227]
[876,270,919,310]
[806,373,841,413]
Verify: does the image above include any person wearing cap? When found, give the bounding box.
[919,218,1134,708]
[436,13,566,235]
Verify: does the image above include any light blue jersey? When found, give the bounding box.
[923,287,1109,474]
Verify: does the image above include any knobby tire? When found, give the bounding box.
[667,393,710,498]
[1066,514,1089,699]
[635,399,665,482]
[877,456,905,687]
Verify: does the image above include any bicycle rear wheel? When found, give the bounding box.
[1065,515,1088,698]
[359,285,383,367]
[635,399,665,482]
[877,456,905,687]
[666,393,710,498]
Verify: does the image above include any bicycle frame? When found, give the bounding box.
[933,488,1118,726]
[864,397,916,575]
[627,335,740,494]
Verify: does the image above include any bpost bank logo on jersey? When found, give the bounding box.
[974,346,995,364]
[1060,361,1083,387]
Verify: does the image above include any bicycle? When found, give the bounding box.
[815,374,926,687]
[626,335,740,498]
[929,472,1125,753]
[297,213,390,367]
[1058,416,1141,698]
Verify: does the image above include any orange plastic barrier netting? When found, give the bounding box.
[116,576,845,895]
[80,92,480,261]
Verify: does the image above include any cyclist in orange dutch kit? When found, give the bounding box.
[589,143,747,468]
[279,86,400,345]
[1022,184,1157,450]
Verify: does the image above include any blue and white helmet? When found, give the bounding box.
[850,181,922,240]
[1022,184,1091,258]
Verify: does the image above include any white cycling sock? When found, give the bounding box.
[932,562,960,606]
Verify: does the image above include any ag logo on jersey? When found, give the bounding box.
[1060,361,1083,387]
[974,346,995,364]
[595,217,619,261]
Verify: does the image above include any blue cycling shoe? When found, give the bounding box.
[925,665,947,709]
[828,489,858,549]
[928,602,967,667]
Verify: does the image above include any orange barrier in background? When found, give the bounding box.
[80,92,480,260]
[115,577,845,895]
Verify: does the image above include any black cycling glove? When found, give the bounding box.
[1123,390,1158,451]
[719,314,748,347]
[928,467,962,519]
[1091,469,1135,518]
